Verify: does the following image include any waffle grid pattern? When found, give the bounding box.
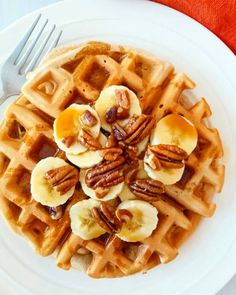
[0,42,224,278]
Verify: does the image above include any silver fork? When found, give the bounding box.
[0,14,62,105]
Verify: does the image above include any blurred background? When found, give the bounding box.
[0,0,59,29]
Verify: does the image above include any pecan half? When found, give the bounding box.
[125,116,136,130]
[100,202,119,224]
[95,187,109,198]
[124,115,156,145]
[115,209,133,223]
[149,144,188,169]
[80,110,97,127]
[115,89,130,120]
[106,106,118,124]
[112,122,127,141]
[129,179,165,202]
[117,108,129,120]
[45,165,79,195]
[106,133,117,148]
[123,160,139,183]
[91,206,120,234]
[85,157,125,190]
[62,135,76,148]
[48,206,63,220]
[126,145,138,160]
[78,128,102,150]
[144,148,162,171]
[99,147,123,161]
[105,90,130,123]
[115,89,130,110]
[118,141,126,149]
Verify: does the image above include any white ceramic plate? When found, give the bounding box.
[0,0,236,294]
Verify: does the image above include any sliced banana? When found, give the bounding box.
[151,113,198,154]
[95,85,141,132]
[119,161,148,201]
[137,160,149,179]
[119,184,136,201]
[116,200,158,242]
[145,113,197,185]
[54,104,100,155]
[144,162,185,185]
[30,157,75,207]
[66,133,107,169]
[70,199,106,240]
[80,169,124,201]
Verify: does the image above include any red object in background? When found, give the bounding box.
[153,0,236,54]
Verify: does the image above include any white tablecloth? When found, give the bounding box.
[0,0,235,294]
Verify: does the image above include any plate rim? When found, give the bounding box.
[0,0,236,294]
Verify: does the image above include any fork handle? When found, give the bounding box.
[0,92,20,106]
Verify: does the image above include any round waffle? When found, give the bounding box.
[0,41,224,278]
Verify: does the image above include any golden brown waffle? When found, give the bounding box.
[0,41,224,278]
[0,96,84,255]
[22,41,174,117]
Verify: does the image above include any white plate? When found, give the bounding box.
[0,0,236,294]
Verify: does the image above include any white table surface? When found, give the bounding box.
[0,0,235,294]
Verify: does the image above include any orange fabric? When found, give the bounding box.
[153,0,236,54]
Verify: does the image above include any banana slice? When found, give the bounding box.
[70,199,106,240]
[151,113,198,154]
[95,85,141,132]
[80,169,124,201]
[54,104,100,155]
[119,184,136,201]
[30,157,75,207]
[116,200,158,242]
[144,162,185,185]
[137,161,149,179]
[119,161,148,201]
[66,133,107,169]
[145,113,198,185]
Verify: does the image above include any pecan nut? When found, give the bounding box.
[115,89,130,109]
[91,203,132,234]
[91,207,117,233]
[144,148,162,171]
[48,206,63,220]
[62,135,76,148]
[80,110,98,127]
[106,106,118,124]
[91,204,120,234]
[99,147,123,161]
[125,145,138,160]
[85,156,125,190]
[123,160,139,183]
[115,89,130,120]
[95,187,109,198]
[149,144,188,169]
[118,141,126,149]
[105,90,130,123]
[100,202,119,224]
[129,179,165,202]
[115,209,133,223]
[45,165,79,195]
[78,128,102,150]
[106,133,117,148]
[112,122,127,141]
[117,107,129,120]
[124,115,156,145]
